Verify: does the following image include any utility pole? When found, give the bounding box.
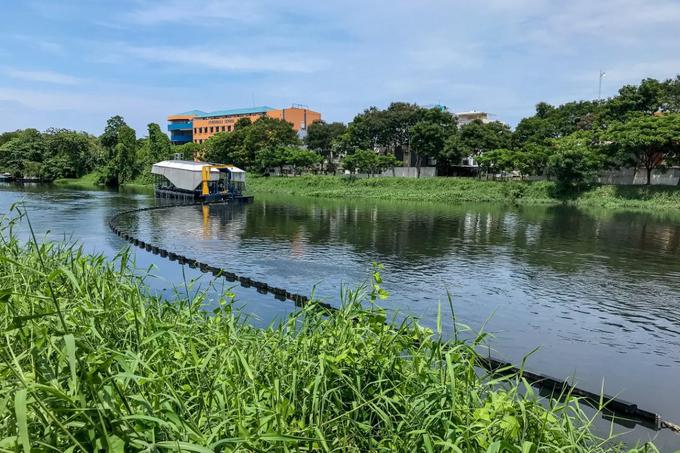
[598,70,606,101]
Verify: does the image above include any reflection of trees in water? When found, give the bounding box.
[235,197,680,279]
[504,206,680,276]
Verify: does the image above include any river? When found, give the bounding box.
[1,182,679,450]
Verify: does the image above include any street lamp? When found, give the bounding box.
[598,70,606,100]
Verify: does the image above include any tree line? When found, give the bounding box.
[302,76,680,185]
[0,116,172,186]
[2,75,680,186]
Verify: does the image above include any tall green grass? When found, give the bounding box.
[248,175,680,211]
[0,211,657,451]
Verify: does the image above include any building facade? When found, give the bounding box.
[167,106,321,144]
[455,111,490,126]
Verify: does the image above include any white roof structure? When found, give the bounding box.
[151,160,245,191]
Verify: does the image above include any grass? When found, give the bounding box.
[0,208,658,452]
[248,175,680,211]
[53,171,103,188]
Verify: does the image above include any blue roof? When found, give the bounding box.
[196,106,275,118]
[176,109,208,116]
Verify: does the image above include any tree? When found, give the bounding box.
[457,120,512,157]
[103,125,137,186]
[376,154,400,175]
[305,121,347,173]
[241,117,299,170]
[548,131,604,188]
[174,142,202,161]
[476,149,514,179]
[43,129,100,180]
[604,78,667,120]
[234,117,252,130]
[409,121,446,177]
[287,148,323,175]
[514,100,603,148]
[522,142,551,177]
[0,129,46,178]
[605,113,680,185]
[305,121,346,156]
[147,123,171,164]
[203,130,244,166]
[100,115,128,158]
[202,117,299,173]
[342,150,375,175]
[257,146,291,175]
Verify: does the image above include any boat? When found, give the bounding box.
[150,160,252,202]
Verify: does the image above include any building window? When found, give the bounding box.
[221,126,225,132]
[210,127,214,133]
[194,128,197,134]
[227,125,232,132]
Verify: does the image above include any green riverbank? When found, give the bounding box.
[53,171,102,188]
[52,172,680,211]
[249,175,680,211]
[0,212,652,452]
[54,172,153,191]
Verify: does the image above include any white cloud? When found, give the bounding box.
[123,45,328,73]
[124,0,261,25]
[9,35,66,55]
[2,68,84,85]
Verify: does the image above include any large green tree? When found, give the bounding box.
[100,115,128,157]
[203,117,299,172]
[43,129,100,180]
[305,121,346,157]
[548,131,604,187]
[0,129,46,178]
[456,120,512,158]
[102,125,137,186]
[605,113,680,185]
[147,123,171,164]
[409,121,447,177]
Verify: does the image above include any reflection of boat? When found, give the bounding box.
[15,177,41,183]
[151,160,253,202]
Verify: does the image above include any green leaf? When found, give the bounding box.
[423,433,434,453]
[486,440,501,453]
[0,289,12,303]
[108,435,126,453]
[236,349,254,381]
[15,389,29,453]
[60,266,81,292]
[64,334,77,394]
[152,441,214,452]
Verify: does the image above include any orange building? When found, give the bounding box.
[167,106,321,144]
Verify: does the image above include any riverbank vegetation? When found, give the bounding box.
[249,175,680,210]
[0,212,656,452]
[0,119,173,186]
[2,75,680,191]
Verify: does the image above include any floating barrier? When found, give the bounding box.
[107,200,679,435]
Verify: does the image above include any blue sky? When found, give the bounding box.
[1,0,680,136]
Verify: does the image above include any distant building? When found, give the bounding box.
[167,105,322,144]
[456,111,490,126]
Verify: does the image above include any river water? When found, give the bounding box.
[1,182,679,450]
